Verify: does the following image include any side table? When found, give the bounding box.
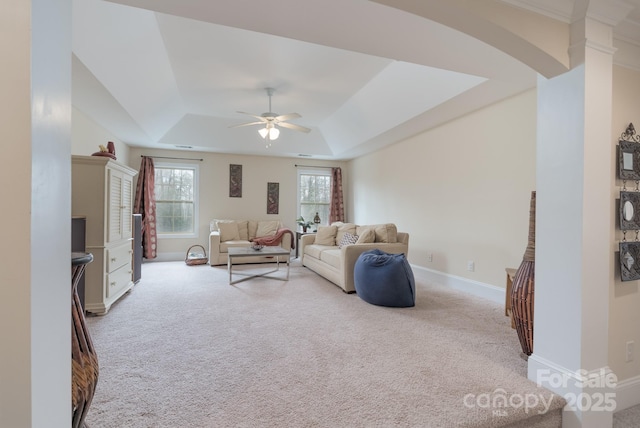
[71,252,98,428]
[295,231,316,258]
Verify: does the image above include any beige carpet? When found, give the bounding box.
[614,404,640,427]
[84,260,565,427]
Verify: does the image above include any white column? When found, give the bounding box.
[530,16,615,428]
[0,0,72,426]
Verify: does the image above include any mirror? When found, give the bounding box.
[619,141,640,180]
[624,200,635,221]
[623,152,634,170]
[620,191,640,230]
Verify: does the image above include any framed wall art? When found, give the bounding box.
[619,191,640,230]
[618,141,640,181]
[620,241,640,281]
[267,182,279,214]
[229,164,242,197]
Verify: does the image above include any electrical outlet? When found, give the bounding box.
[427,253,433,262]
[627,341,635,362]
[467,261,475,272]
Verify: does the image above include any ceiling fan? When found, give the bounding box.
[230,88,311,141]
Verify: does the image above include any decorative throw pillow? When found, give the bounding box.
[314,225,338,246]
[248,220,259,240]
[256,220,279,237]
[374,223,398,243]
[236,220,249,241]
[211,219,233,232]
[356,228,375,244]
[217,221,239,242]
[338,231,359,248]
[336,223,357,245]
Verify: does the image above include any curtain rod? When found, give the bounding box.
[142,155,203,161]
[294,164,335,169]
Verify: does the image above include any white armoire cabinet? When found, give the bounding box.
[72,155,138,315]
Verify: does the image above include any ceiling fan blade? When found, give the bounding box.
[236,111,268,121]
[228,121,265,129]
[278,122,311,133]
[275,113,301,122]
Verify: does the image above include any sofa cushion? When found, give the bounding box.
[305,244,330,260]
[211,219,234,232]
[256,220,279,238]
[338,231,359,248]
[319,248,342,269]
[220,240,251,252]
[315,225,338,246]
[336,223,357,245]
[248,220,259,240]
[356,228,375,244]
[374,223,398,243]
[236,220,249,241]
[217,221,240,242]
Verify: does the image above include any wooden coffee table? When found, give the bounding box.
[227,246,291,285]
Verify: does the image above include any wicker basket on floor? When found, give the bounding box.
[185,245,208,266]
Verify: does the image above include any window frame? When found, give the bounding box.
[297,168,331,227]
[154,162,199,239]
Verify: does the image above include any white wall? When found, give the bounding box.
[348,89,537,288]
[0,0,72,426]
[610,65,640,384]
[72,107,130,166]
[0,3,33,424]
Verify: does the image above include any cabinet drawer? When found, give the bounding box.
[106,243,132,273]
[106,262,132,298]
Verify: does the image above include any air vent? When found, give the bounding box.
[297,154,313,157]
[175,145,193,149]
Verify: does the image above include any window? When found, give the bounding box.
[298,169,331,226]
[154,163,199,238]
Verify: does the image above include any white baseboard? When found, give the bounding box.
[529,353,640,415]
[527,354,616,427]
[144,252,185,263]
[410,265,504,304]
[615,374,640,412]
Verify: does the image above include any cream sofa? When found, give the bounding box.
[300,222,409,293]
[209,219,293,266]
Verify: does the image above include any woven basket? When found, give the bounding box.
[185,245,208,266]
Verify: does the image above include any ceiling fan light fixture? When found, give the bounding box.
[230,87,309,145]
[258,125,279,140]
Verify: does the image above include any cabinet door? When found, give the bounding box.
[121,173,133,239]
[108,169,123,242]
[108,167,134,243]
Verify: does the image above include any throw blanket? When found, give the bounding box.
[251,228,295,250]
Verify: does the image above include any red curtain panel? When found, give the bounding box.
[329,167,345,223]
[134,157,157,259]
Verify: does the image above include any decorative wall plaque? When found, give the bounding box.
[618,141,640,181]
[267,182,279,214]
[620,191,640,230]
[229,164,242,197]
[618,123,640,181]
[620,241,640,281]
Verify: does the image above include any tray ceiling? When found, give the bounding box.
[72,0,639,159]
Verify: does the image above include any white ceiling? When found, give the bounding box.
[72,0,640,160]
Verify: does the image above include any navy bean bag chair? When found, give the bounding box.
[354,249,415,307]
